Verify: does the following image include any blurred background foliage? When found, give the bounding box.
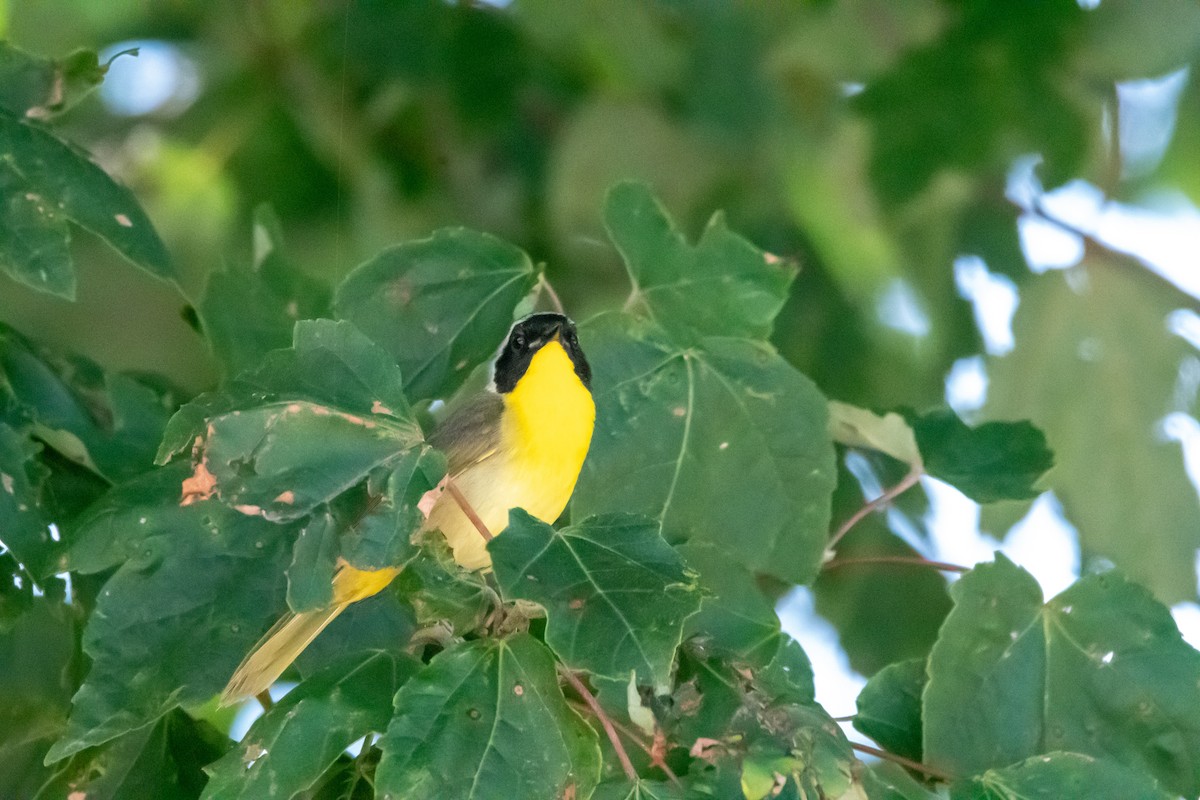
[3,0,1200,674]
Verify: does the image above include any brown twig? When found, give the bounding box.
[255,690,274,712]
[447,480,492,542]
[823,556,968,574]
[827,468,922,551]
[852,743,954,782]
[610,717,682,787]
[538,273,566,315]
[559,668,638,782]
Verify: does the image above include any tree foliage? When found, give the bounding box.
[2,2,1200,798]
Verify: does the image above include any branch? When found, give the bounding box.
[827,468,922,551]
[823,556,968,574]
[255,690,274,712]
[538,273,566,315]
[852,742,954,782]
[559,667,638,782]
[447,480,493,542]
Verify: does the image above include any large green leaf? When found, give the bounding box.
[158,318,419,464]
[37,710,228,800]
[854,658,926,763]
[198,206,332,379]
[985,264,1200,603]
[202,650,420,800]
[47,499,295,762]
[679,541,781,667]
[604,181,796,343]
[0,112,173,297]
[924,555,1200,797]
[909,409,1053,504]
[950,752,1171,800]
[591,778,686,800]
[573,313,836,585]
[375,634,601,800]
[490,511,701,691]
[1,322,176,484]
[333,227,539,403]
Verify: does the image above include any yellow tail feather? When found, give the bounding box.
[219,604,346,705]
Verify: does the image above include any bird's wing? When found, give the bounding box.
[428,391,505,476]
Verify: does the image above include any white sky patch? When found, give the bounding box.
[946,355,989,416]
[100,40,201,117]
[1001,493,1082,599]
[1172,601,1200,650]
[776,587,869,745]
[228,681,297,742]
[876,278,931,337]
[1017,214,1084,271]
[954,256,1018,354]
[1116,68,1190,180]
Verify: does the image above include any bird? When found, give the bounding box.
[220,311,595,704]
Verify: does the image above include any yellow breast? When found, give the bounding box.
[426,340,595,570]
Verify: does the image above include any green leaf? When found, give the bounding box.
[38,710,229,800]
[854,658,926,763]
[679,541,781,667]
[202,650,420,800]
[285,510,339,612]
[909,409,1053,503]
[338,446,445,571]
[490,511,702,691]
[0,164,73,297]
[950,752,1171,800]
[198,206,331,379]
[0,112,173,296]
[862,761,940,800]
[738,702,860,800]
[591,778,686,800]
[828,401,922,468]
[333,227,539,403]
[1,322,176,483]
[375,634,601,800]
[0,42,111,118]
[1078,0,1200,82]
[985,264,1200,602]
[47,499,295,762]
[158,318,418,464]
[573,313,836,585]
[0,423,57,578]
[198,399,419,521]
[605,181,797,343]
[391,537,494,633]
[924,555,1200,797]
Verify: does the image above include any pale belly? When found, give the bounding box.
[423,441,588,571]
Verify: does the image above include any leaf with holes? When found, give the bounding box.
[0,112,173,298]
[47,499,295,762]
[158,318,419,464]
[334,227,539,403]
[201,650,419,800]
[605,181,796,344]
[573,313,836,585]
[375,634,600,800]
[924,554,1200,797]
[490,511,701,691]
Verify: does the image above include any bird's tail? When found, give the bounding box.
[219,604,346,705]
[219,564,401,705]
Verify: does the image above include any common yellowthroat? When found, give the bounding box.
[221,312,595,703]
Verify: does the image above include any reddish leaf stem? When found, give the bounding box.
[827,468,922,551]
[447,480,493,542]
[538,273,566,315]
[559,667,638,782]
[823,556,968,574]
[852,742,954,782]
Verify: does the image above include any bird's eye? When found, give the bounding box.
[512,332,526,349]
